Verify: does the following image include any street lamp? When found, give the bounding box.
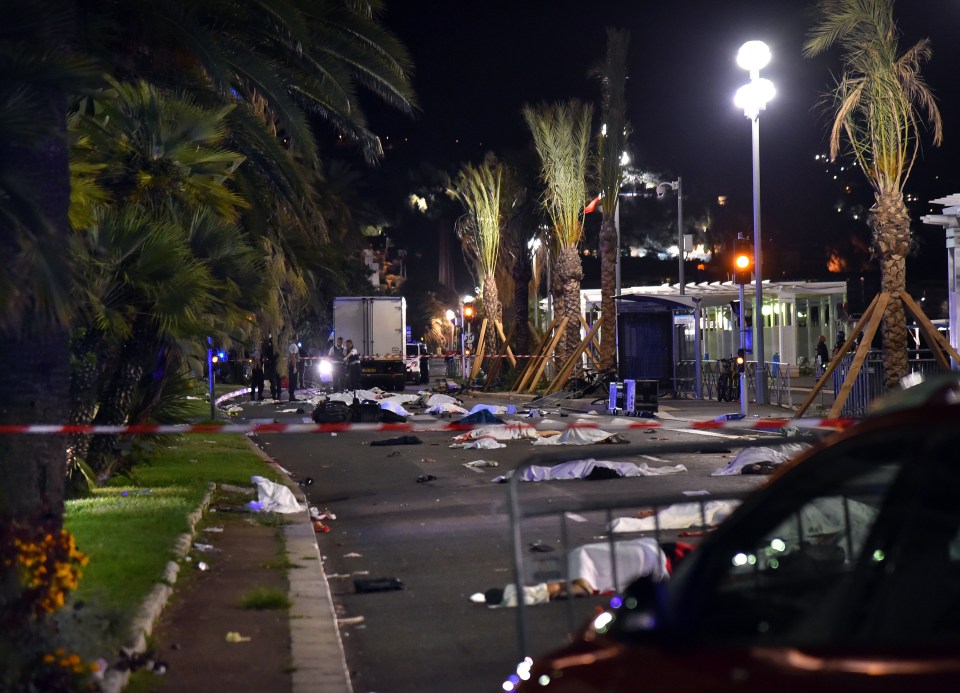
[735,39,774,405]
[444,309,456,352]
[656,178,685,295]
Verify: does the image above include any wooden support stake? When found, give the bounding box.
[578,315,602,368]
[795,293,881,417]
[469,319,489,380]
[828,293,889,418]
[494,321,518,368]
[483,322,516,392]
[523,317,569,394]
[901,292,960,368]
[545,319,603,395]
[513,316,559,392]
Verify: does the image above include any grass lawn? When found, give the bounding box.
[60,388,280,659]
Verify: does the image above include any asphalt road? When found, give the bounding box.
[240,386,779,693]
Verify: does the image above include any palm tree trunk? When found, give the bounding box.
[482,274,502,354]
[66,328,112,496]
[552,246,584,366]
[86,326,151,478]
[598,214,618,372]
[512,250,531,356]
[872,192,911,389]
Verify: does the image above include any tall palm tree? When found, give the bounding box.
[523,100,593,366]
[804,0,942,388]
[450,155,509,352]
[592,27,631,373]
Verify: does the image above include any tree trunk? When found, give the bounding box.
[552,246,584,367]
[511,249,531,356]
[0,29,72,523]
[482,274,501,354]
[871,191,911,389]
[86,324,152,479]
[66,328,112,496]
[598,213,618,373]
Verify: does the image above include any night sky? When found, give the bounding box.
[363,0,960,296]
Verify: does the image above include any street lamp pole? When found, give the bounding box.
[656,179,684,295]
[735,40,774,405]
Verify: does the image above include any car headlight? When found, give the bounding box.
[318,359,333,376]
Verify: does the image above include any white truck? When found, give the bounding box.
[332,296,407,391]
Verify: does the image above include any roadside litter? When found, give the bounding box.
[225,632,251,643]
[492,459,687,483]
[416,474,437,483]
[354,577,404,593]
[370,435,423,446]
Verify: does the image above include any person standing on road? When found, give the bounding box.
[815,335,829,373]
[251,349,265,401]
[344,339,361,390]
[297,341,308,389]
[328,336,346,391]
[287,336,300,401]
[262,336,280,399]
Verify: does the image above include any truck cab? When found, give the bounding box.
[405,342,428,382]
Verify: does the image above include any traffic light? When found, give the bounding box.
[462,303,476,322]
[736,348,746,373]
[734,237,753,284]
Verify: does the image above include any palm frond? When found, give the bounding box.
[523,100,593,249]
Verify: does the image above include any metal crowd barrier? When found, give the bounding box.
[506,437,820,662]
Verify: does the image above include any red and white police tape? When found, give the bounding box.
[0,417,855,436]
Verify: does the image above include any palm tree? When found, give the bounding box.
[804,0,942,388]
[450,155,510,352]
[592,28,631,374]
[68,82,262,481]
[523,100,594,366]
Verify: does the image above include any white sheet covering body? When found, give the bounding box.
[569,538,668,593]
[492,459,686,483]
[251,476,304,513]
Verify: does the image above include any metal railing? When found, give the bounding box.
[676,359,789,406]
[506,437,820,662]
[830,350,946,417]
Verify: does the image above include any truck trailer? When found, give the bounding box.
[333,296,407,391]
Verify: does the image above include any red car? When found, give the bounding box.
[511,376,960,691]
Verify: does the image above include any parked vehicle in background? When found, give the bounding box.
[511,375,960,692]
[332,297,406,391]
[405,342,427,383]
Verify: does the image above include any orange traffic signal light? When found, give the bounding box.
[734,237,753,284]
[462,303,475,321]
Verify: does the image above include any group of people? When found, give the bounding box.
[326,336,361,391]
[250,335,308,402]
[248,333,363,402]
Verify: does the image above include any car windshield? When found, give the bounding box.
[696,428,960,647]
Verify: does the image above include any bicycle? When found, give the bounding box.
[567,366,619,403]
[716,357,738,402]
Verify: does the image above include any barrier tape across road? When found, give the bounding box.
[0,417,855,436]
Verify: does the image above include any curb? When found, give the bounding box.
[243,436,354,693]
